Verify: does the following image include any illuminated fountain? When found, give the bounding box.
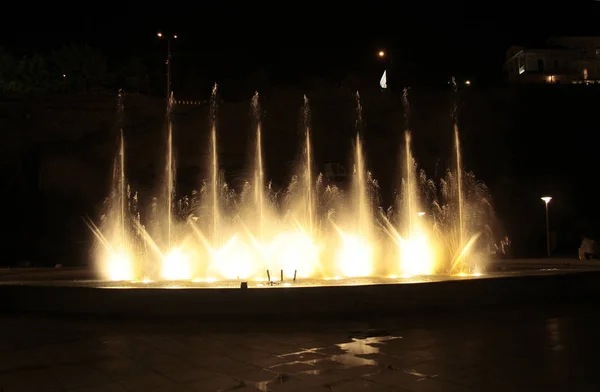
[431,78,492,275]
[332,92,375,278]
[87,90,137,281]
[252,91,265,239]
[380,88,436,278]
[90,85,494,285]
[210,84,220,246]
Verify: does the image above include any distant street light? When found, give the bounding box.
[378,50,385,58]
[465,80,471,86]
[541,196,552,257]
[157,32,178,105]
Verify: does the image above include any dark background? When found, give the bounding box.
[1,0,599,265]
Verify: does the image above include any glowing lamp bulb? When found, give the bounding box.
[157,32,163,37]
[541,196,552,204]
[378,50,385,57]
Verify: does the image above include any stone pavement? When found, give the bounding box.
[0,305,597,392]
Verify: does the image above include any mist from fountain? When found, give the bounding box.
[91,85,495,283]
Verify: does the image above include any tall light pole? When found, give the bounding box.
[541,196,552,257]
[157,32,177,106]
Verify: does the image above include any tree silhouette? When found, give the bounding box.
[51,43,112,92]
[15,53,54,93]
[117,56,150,93]
[0,47,18,92]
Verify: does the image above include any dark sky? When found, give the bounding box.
[2,0,599,85]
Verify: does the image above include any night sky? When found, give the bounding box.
[4,0,600,87]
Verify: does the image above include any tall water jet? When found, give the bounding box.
[210,83,220,244]
[116,90,126,248]
[354,92,368,234]
[302,95,314,235]
[451,77,465,248]
[334,91,374,278]
[394,87,436,276]
[91,90,135,281]
[165,92,175,249]
[252,92,264,238]
[402,88,417,237]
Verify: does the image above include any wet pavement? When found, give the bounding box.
[0,305,597,391]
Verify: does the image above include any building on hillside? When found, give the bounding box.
[505,36,600,84]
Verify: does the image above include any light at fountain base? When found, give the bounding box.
[105,250,134,281]
[162,248,192,281]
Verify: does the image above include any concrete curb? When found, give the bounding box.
[2,270,599,319]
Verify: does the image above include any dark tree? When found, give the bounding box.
[51,44,112,93]
[117,56,150,93]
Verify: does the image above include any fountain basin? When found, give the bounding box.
[1,259,599,319]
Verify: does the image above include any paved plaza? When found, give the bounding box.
[0,305,597,392]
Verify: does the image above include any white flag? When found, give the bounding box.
[380,70,387,89]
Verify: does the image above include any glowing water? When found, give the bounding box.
[354,92,368,235]
[303,95,314,235]
[91,87,495,283]
[119,131,126,246]
[454,124,464,249]
[394,88,435,276]
[166,121,174,248]
[210,84,219,244]
[117,91,126,249]
[252,92,264,238]
[333,92,374,278]
[404,132,415,235]
[452,77,465,250]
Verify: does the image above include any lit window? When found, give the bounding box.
[583,68,588,80]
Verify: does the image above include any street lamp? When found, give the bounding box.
[157,32,178,105]
[541,196,552,257]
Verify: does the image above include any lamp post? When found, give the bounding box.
[157,32,178,105]
[541,196,552,257]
